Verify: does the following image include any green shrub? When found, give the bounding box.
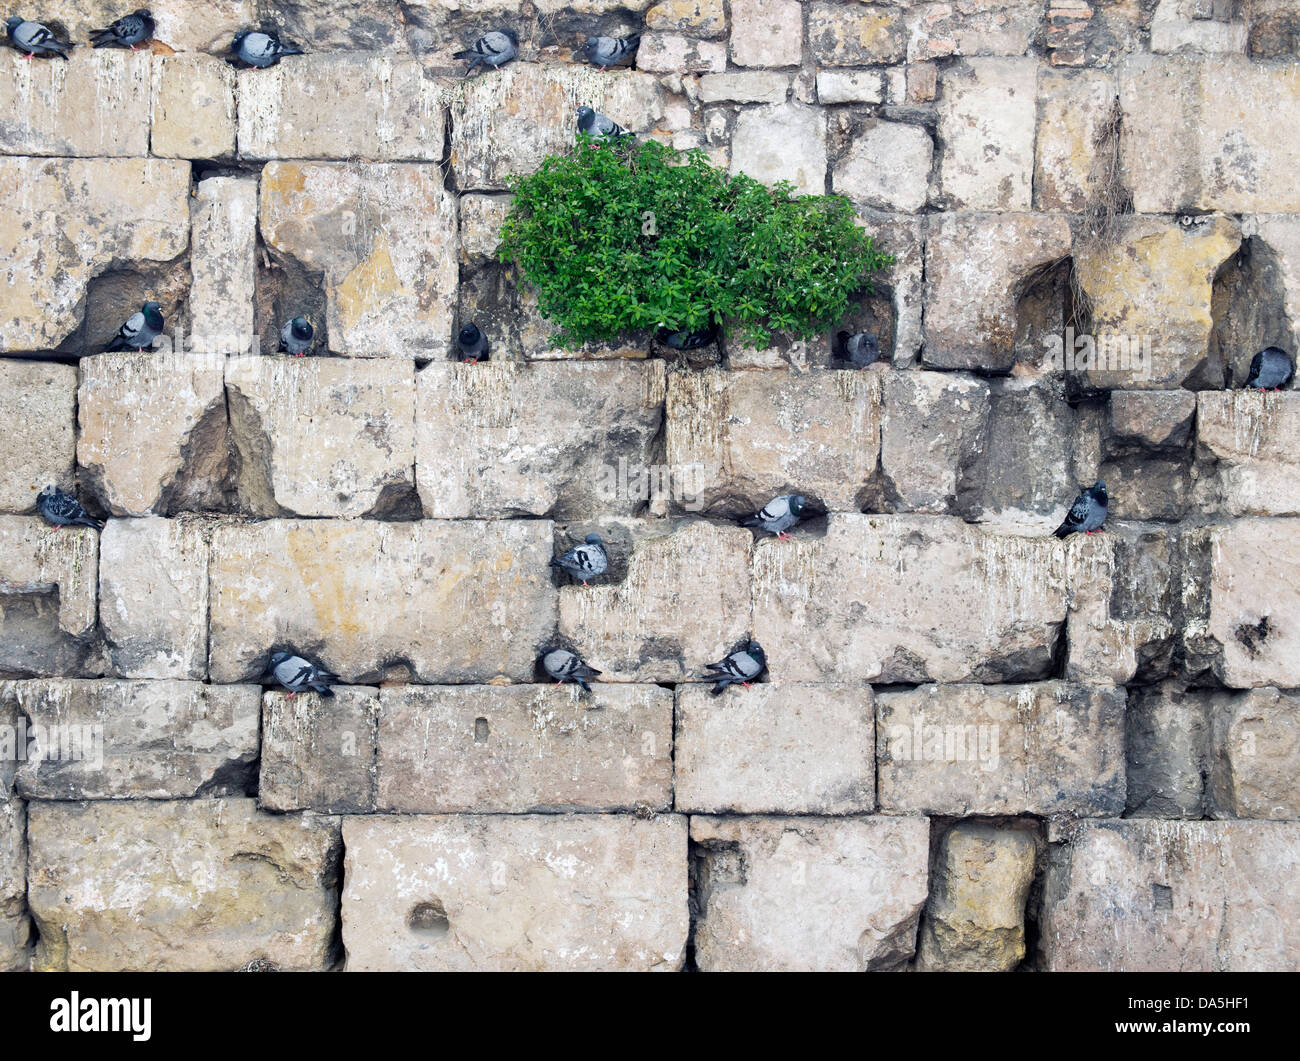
[497,135,893,350]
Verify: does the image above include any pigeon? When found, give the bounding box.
[576,105,630,139]
[232,29,302,68]
[833,331,880,369]
[456,322,489,364]
[36,486,103,531]
[5,17,73,58]
[279,316,314,357]
[582,34,639,71]
[659,323,718,351]
[453,28,517,76]
[550,534,608,586]
[541,648,601,692]
[90,9,154,49]
[1053,481,1108,538]
[1244,346,1295,391]
[742,494,809,539]
[104,301,163,353]
[704,641,767,696]
[267,651,336,698]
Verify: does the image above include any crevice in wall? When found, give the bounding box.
[1208,234,1296,389]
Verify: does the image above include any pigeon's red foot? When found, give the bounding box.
[467,357,478,365]
[286,691,296,699]
[582,581,589,587]
[742,682,751,689]
[52,525,62,533]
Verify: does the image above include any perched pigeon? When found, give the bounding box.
[576,105,630,139]
[267,651,336,698]
[104,300,163,353]
[834,331,880,369]
[457,322,489,364]
[36,486,103,531]
[1053,480,1108,538]
[232,28,302,68]
[279,316,314,357]
[5,17,73,58]
[582,34,639,71]
[659,323,718,351]
[453,28,517,76]
[90,9,154,49]
[1244,346,1295,391]
[704,641,767,696]
[550,533,608,586]
[541,648,601,692]
[742,494,809,539]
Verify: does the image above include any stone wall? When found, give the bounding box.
[1,0,1299,971]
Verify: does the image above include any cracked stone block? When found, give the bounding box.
[730,103,827,195]
[877,681,1126,816]
[906,0,1044,61]
[0,50,150,156]
[751,515,1068,684]
[675,683,875,814]
[27,799,340,971]
[935,57,1039,210]
[150,54,236,159]
[808,4,908,66]
[1126,681,1211,818]
[374,683,673,813]
[1040,819,1300,971]
[259,162,457,358]
[832,120,933,213]
[2,678,258,800]
[449,63,664,190]
[1196,392,1300,516]
[98,517,210,681]
[917,821,1038,972]
[665,367,882,513]
[225,356,416,518]
[189,175,257,356]
[0,158,190,352]
[237,55,445,161]
[636,33,727,72]
[691,815,930,971]
[881,371,990,513]
[729,0,804,67]
[209,519,557,685]
[922,213,1072,372]
[699,72,791,103]
[259,687,380,814]
[558,519,752,683]
[0,360,77,515]
[414,360,665,519]
[77,353,227,517]
[341,814,689,971]
[1209,686,1300,820]
[1034,68,1118,213]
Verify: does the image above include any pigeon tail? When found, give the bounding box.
[709,679,731,697]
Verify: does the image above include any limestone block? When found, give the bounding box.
[729,0,805,67]
[808,4,908,66]
[151,54,236,159]
[259,687,379,814]
[0,360,77,514]
[832,120,933,213]
[189,175,257,356]
[1196,392,1300,516]
[1209,686,1300,820]
[729,103,827,195]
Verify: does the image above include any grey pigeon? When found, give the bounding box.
[1053,480,1108,538]
[91,9,154,49]
[105,300,163,352]
[457,322,489,363]
[582,34,639,70]
[268,651,336,698]
[576,105,629,139]
[453,28,517,76]
[279,316,314,357]
[659,323,718,351]
[232,28,302,68]
[742,493,808,539]
[36,486,103,531]
[550,533,608,586]
[704,640,767,696]
[541,648,601,691]
[834,330,880,369]
[1244,346,1294,391]
[5,17,73,58]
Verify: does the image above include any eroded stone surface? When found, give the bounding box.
[0,360,77,515]
[259,687,379,814]
[151,54,237,159]
[189,176,257,356]
[1196,392,1300,516]
[1209,686,1300,820]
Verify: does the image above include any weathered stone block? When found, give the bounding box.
[1209,687,1300,820]
[0,360,77,514]
[0,158,190,352]
[27,799,340,971]
[77,353,227,517]
[1041,819,1300,971]
[1034,68,1118,212]
[341,814,688,970]
[832,120,933,213]
[1126,682,1211,818]
[99,517,210,680]
[0,515,97,640]
[260,687,379,814]
[1109,390,1198,450]
[259,162,457,358]
[691,815,930,971]
[151,54,236,159]
[226,356,416,519]
[815,69,885,104]
[209,519,557,685]
[730,103,827,195]
[699,71,791,103]
[375,684,672,813]
[881,371,990,513]
[647,0,727,36]
[809,4,908,66]
[458,193,511,266]
[675,684,874,814]
[30,2,252,54]
[189,176,257,356]
[1196,392,1300,516]
[1255,214,1300,363]
[877,682,1126,816]
[636,33,727,72]
[907,0,1044,61]
[729,0,804,67]
[3,679,258,800]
